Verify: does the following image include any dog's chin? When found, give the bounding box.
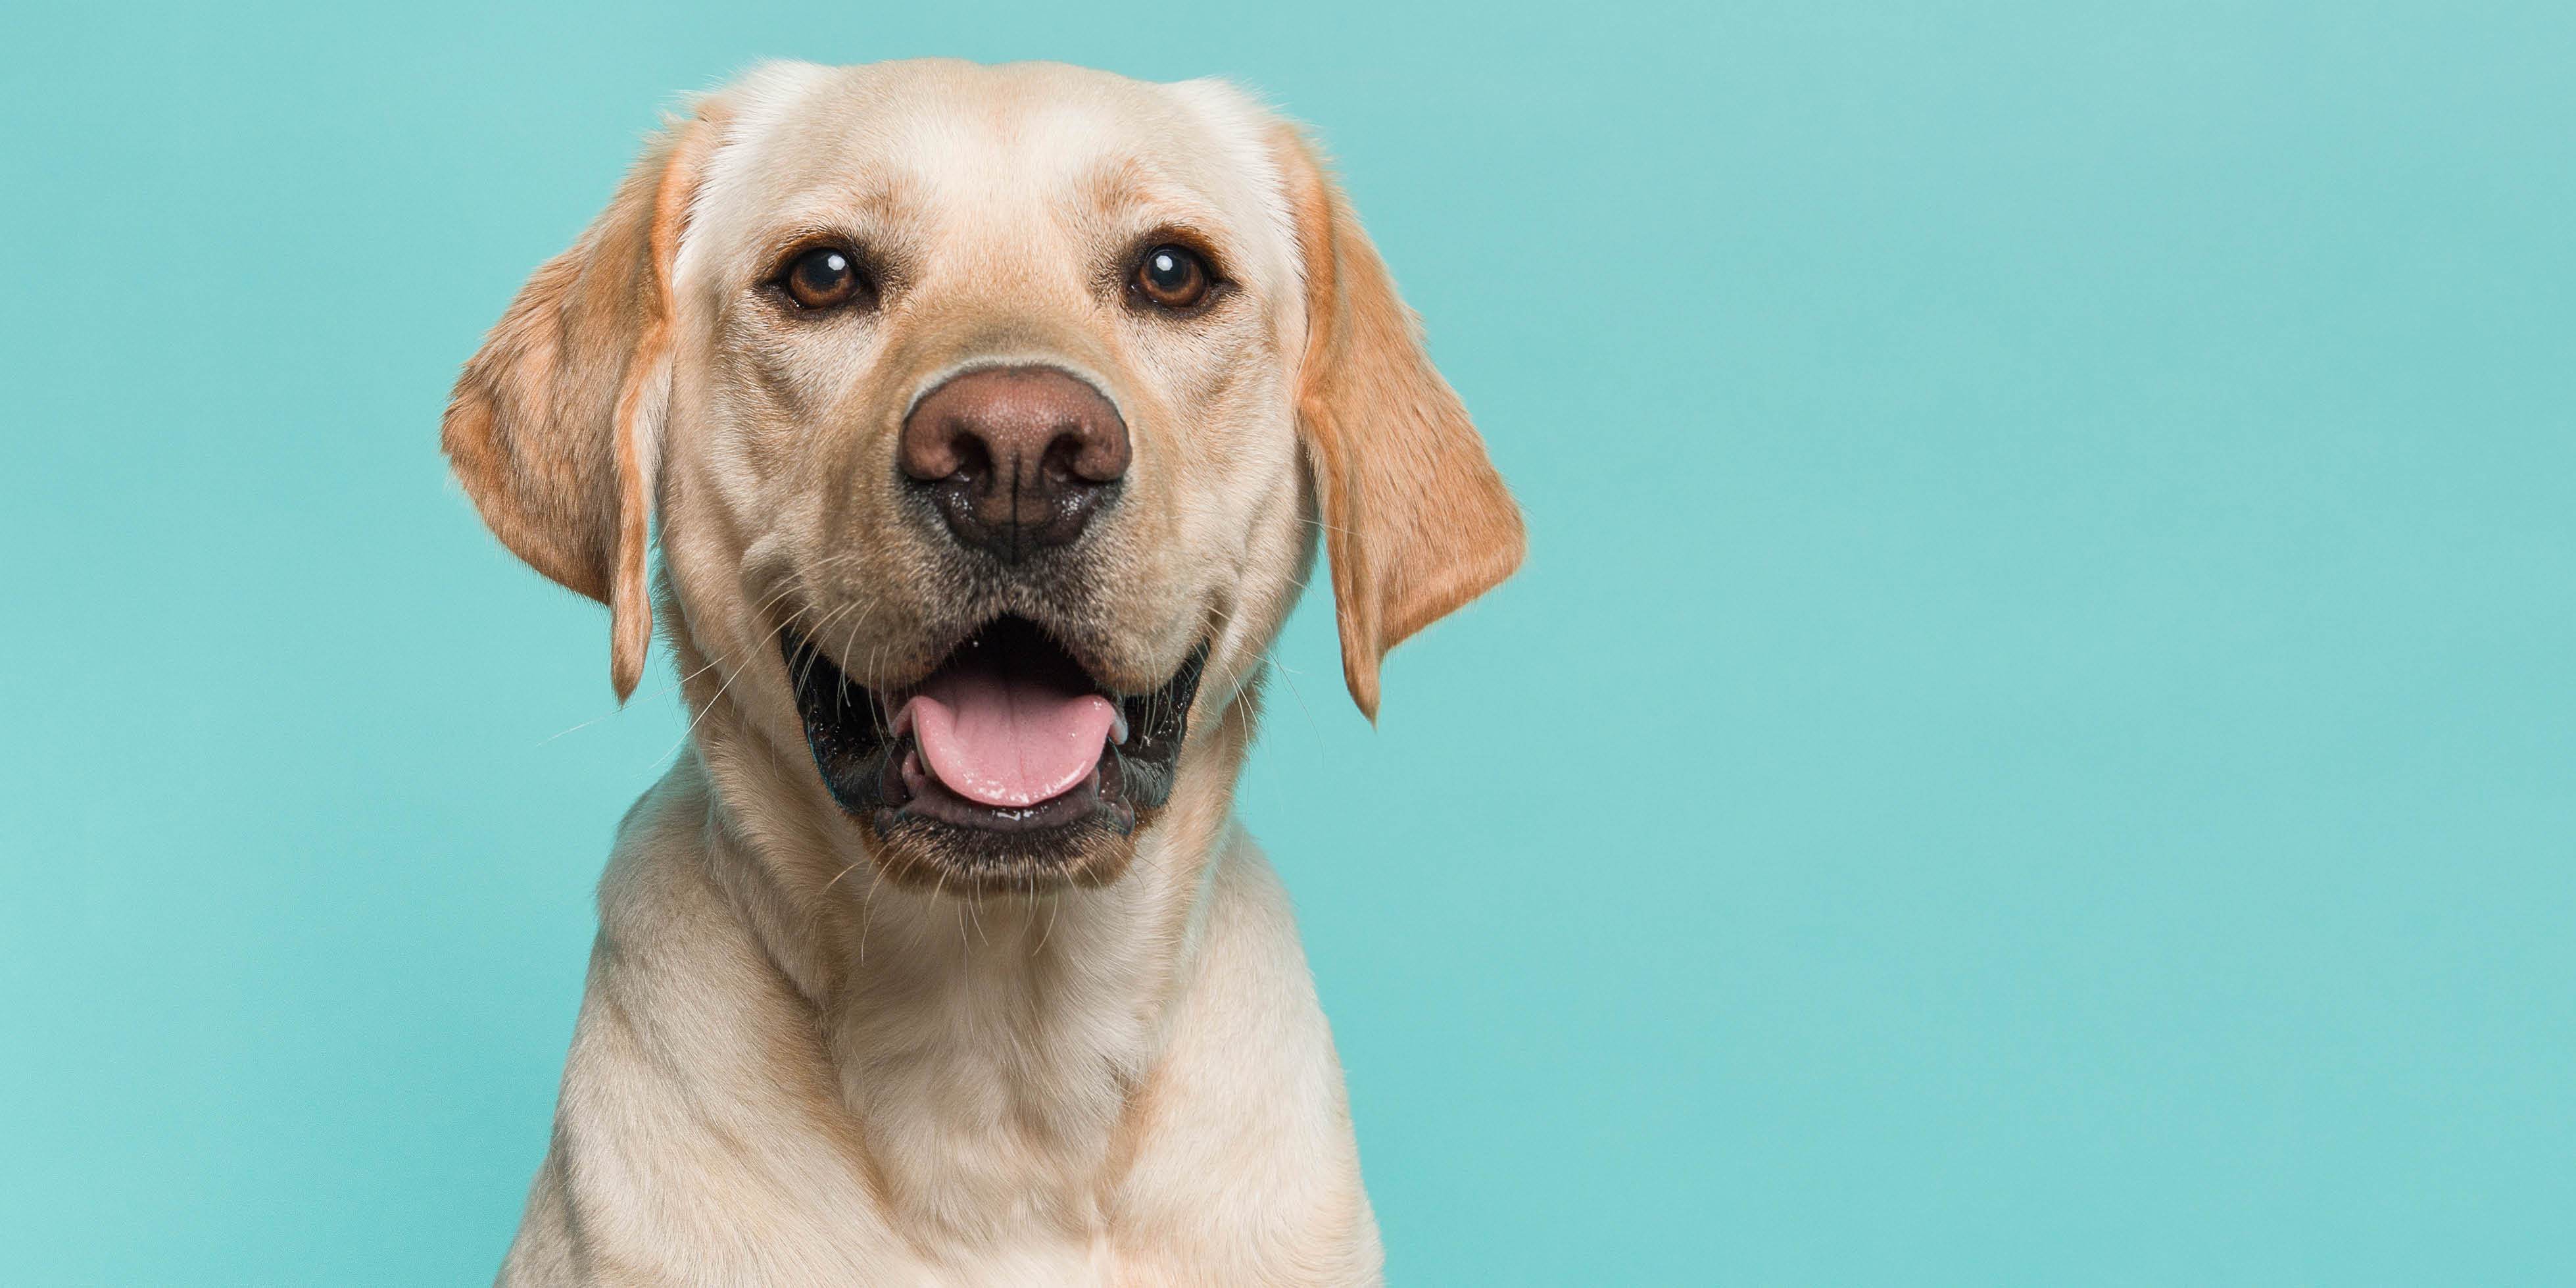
[781,614,1207,896]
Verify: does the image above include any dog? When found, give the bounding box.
[445,58,1522,1285]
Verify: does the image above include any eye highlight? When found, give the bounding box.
[780,245,869,310]
[1132,243,1213,310]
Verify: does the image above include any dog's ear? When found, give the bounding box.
[442,107,723,701]
[1275,128,1525,720]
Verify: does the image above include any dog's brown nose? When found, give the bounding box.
[899,366,1130,560]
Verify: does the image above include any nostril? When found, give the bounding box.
[946,422,994,484]
[1042,426,1096,485]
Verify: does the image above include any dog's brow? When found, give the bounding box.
[748,182,916,250]
[1081,155,1157,217]
[1079,155,1227,228]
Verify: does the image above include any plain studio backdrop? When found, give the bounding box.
[4,1,2571,1282]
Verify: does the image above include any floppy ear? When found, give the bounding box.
[1275,128,1526,720]
[441,109,722,701]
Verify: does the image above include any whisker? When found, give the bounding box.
[643,608,804,786]
[857,862,887,967]
[531,651,723,747]
[820,858,863,896]
[1036,881,1061,955]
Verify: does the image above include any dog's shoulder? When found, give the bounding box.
[529,764,909,1283]
[1105,831,1385,1284]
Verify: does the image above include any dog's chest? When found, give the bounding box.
[518,792,1379,1284]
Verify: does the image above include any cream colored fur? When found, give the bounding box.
[446,59,1521,1287]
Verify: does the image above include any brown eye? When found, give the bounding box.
[783,245,866,309]
[1133,243,1211,310]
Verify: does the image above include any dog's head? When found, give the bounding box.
[445,61,1520,894]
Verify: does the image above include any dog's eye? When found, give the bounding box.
[1132,244,1211,310]
[782,246,867,310]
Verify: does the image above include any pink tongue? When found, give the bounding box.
[901,664,1119,808]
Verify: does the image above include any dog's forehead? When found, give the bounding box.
[689,60,1295,289]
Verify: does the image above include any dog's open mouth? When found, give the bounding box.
[783,615,1205,879]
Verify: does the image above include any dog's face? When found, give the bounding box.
[445,60,1520,895]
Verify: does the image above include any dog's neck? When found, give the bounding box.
[680,646,1254,1238]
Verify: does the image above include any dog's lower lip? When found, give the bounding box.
[895,745,1129,833]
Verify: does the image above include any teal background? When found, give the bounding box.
[3,1,2571,1282]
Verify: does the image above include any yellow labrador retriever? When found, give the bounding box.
[445,59,1521,1285]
